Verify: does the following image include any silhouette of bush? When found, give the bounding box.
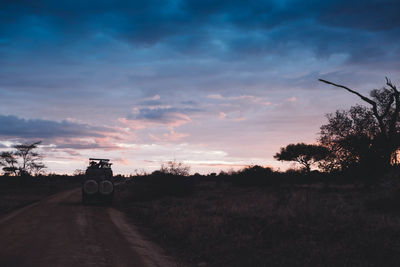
[225,165,280,187]
[126,173,194,201]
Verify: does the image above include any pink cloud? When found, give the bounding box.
[286,96,297,102]
[207,94,224,99]
[114,158,131,166]
[145,94,161,100]
[149,129,189,142]
[119,112,191,130]
[208,94,272,106]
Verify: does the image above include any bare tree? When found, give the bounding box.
[160,160,190,176]
[30,161,46,176]
[319,78,400,168]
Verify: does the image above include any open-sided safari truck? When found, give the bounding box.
[82,158,114,204]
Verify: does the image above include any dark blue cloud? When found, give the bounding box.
[1,0,399,62]
[127,106,201,122]
[0,115,114,139]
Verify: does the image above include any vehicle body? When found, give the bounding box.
[82,158,114,204]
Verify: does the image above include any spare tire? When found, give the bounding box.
[83,180,98,194]
[99,180,114,195]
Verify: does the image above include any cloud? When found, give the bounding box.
[120,111,191,130]
[113,158,131,166]
[119,103,202,130]
[208,94,224,99]
[149,129,189,142]
[1,0,399,63]
[52,137,121,150]
[0,115,115,139]
[0,115,128,156]
[145,94,160,101]
[207,94,273,107]
[286,97,297,102]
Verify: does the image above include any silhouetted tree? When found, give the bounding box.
[159,160,190,176]
[0,151,18,176]
[319,105,379,171]
[0,141,46,176]
[274,143,330,173]
[319,78,400,169]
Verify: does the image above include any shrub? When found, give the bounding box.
[229,165,280,187]
[127,173,194,201]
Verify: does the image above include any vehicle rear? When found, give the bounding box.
[82,158,114,204]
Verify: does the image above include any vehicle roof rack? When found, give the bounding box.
[89,158,110,162]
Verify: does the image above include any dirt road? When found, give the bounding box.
[0,188,177,267]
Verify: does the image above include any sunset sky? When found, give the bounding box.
[1,0,399,174]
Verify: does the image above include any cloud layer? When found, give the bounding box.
[1,0,399,173]
[0,115,114,139]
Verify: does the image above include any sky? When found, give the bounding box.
[1,0,400,174]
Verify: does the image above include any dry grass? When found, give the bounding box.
[117,179,400,267]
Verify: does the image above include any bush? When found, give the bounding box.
[126,173,194,201]
[227,165,280,187]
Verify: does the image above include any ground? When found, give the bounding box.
[0,183,180,267]
[2,175,400,266]
[116,179,400,267]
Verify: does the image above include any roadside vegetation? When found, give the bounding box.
[115,165,400,266]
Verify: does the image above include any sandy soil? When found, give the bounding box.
[0,188,178,267]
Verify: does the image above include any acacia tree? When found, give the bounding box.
[274,143,330,173]
[0,141,46,176]
[0,151,18,176]
[319,78,400,169]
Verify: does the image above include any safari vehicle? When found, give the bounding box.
[82,158,114,204]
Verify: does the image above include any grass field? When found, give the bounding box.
[116,176,400,267]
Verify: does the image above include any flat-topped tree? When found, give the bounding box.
[274,143,330,173]
[319,78,400,168]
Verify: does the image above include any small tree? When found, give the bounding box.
[159,160,190,176]
[274,143,329,173]
[0,141,46,176]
